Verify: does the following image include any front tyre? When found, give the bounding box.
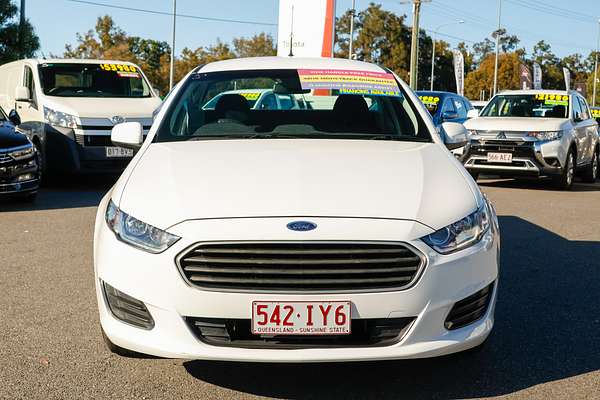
[553,150,575,190]
[582,148,598,183]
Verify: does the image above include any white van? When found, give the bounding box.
[0,59,162,175]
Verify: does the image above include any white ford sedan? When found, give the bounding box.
[94,57,500,362]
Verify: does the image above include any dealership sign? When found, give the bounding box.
[278,0,336,58]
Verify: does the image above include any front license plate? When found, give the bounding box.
[252,301,351,335]
[487,152,512,163]
[106,146,134,158]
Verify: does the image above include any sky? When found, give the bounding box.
[25,0,600,59]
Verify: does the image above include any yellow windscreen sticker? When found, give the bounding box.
[239,92,261,101]
[99,63,138,73]
[535,93,569,106]
[592,108,600,118]
[419,95,440,106]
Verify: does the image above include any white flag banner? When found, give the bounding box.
[533,63,542,90]
[563,67,571,91]
[277,0,336,58]
[452,50,465,96]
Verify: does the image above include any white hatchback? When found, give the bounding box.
[94,57,500,362]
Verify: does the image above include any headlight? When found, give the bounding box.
[105,200,180,253]
[9,143,34,160]
[43,106,78,129]
[527,131,562,141]
[421,201,491,254]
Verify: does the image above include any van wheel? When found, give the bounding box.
[33,141,45,183]
[553,150,575,190]
[582,148,598,183]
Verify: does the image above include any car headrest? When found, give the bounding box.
[333,95,369,117]
[214,94,251,120]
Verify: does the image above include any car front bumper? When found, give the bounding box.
[94,198,500,362]
[463,138,565,177]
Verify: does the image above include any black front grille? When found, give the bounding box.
[186,317,416,348]
[470,140,535,159]
[75,134,148,147]
[177,242,425,292]
[445,283,494,330]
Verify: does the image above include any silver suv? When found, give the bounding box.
[463,90,599,190]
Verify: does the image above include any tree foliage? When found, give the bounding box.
[0,0,40,63]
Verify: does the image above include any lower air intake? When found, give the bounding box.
[444,282,495,330]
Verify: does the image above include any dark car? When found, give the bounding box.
[416,91,477,126]
[0,107,40,201]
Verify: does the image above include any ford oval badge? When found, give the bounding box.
[287,221,317,232]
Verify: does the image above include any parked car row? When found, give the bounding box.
[415,89,599,190]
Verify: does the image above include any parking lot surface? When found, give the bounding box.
[1,176,599,400]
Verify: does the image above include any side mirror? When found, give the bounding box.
[15,86,31,102]
[111,122,143,149]
[441,122,468,150]
[573,112,583,122]
[8,110,21,126]
[442,111,458,121]
[467,109,480,119]
[153,87,161,97]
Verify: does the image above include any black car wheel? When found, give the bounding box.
[553,150,575,190]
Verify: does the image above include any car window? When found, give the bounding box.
[453,98,467,118]
[577,97,590,120]
[24,65,37,106]
[0,108,6,121]
[277,94,295,110]
[441,98,456,114]
[259,93,278,110]
[572,95,583,120]
[482,94,569,118]
[38,63,152,98]
[156,68,431,142]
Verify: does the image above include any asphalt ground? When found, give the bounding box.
[1,175,599,400]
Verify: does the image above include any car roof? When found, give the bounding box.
[23,58,139,66]
[199,57,389,74]
[497,89,574,96]
[416,90,456,97]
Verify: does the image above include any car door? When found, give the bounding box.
[571,96,590,165]
[15,65,40,125]
[576,96,596,164]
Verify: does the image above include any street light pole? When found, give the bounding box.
[169,0,177,91]
[19,0,26,59]
[348,0,356,59]
[593,19,600,107]
[493,0,502,95]
[430,20,464,91]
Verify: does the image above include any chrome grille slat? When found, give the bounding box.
[177,242,425,292]
[187,274,413,285]
[184,255,420,265]
[183,265,419,275]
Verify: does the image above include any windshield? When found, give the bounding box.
[481,94,569,118]
[38,63,152,98]
[156,68,430,142]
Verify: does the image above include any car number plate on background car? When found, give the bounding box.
[252,301,351,335]
[487,152,512,163]
[106,147,134,158]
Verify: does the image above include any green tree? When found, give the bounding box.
[531,40,563,89]
[233,33,276,58]
[0,0,40,63]
[465,52,522,99]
